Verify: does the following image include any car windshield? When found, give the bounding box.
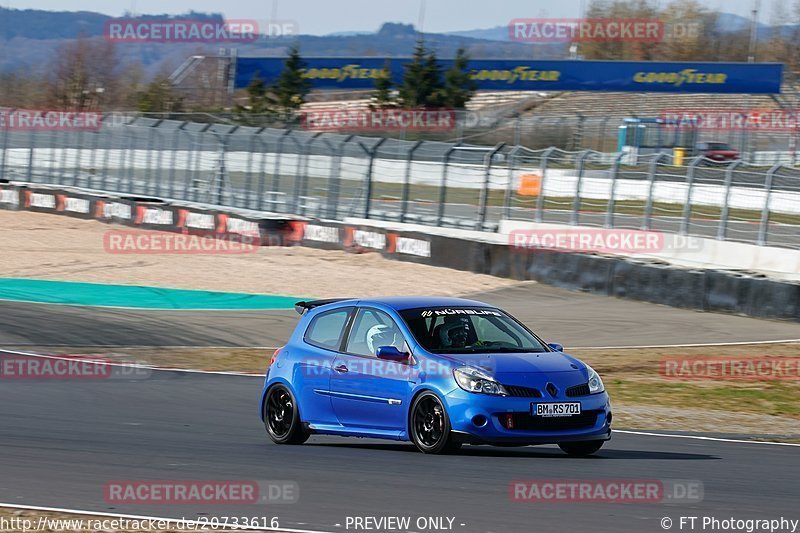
[399,307,548,354]
[705,142,731,150]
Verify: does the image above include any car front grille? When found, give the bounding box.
[566,383,591,397]
[504,385,542,398]
[499,410,602,431]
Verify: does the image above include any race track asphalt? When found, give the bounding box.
[1,281,798,532]
[0,364,796,533]
[1,281,799,349]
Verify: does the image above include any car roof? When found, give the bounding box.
[356,296,493,311]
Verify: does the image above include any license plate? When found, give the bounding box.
[532,402,581,417]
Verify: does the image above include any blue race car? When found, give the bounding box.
[260,297,612,455]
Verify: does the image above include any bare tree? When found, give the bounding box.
[46,35,121,110]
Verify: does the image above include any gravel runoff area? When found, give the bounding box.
[0,211,514,298]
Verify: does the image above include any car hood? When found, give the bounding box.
[448,351,584,374]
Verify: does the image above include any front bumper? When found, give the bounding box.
[444,388,612,445]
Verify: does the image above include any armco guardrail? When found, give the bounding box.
[0,181,797,321]
[1,117,799,250]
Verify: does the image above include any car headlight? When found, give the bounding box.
[587,365,605,394]
[454,366,508,396]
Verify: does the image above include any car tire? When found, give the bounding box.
[409,392,461,454]
[558,440,604,457]
[263,385,309,445]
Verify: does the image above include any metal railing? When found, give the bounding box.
[1,117,799,249]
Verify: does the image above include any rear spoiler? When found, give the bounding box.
[294,299,354,315]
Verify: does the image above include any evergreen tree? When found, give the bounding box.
[442,47,476,109]
[273,45,311,112]
[398,39,444,108]
[242,72,275,114]
[370,60,395,109]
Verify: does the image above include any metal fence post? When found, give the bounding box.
[0,110,11,181]
[272,129,292,198]
[477,143,505,230]
[534,147,556,223]
[124,127,137,194]
[293,132,321,216]
[144,124,156,195]
[167,124,184,199]
[26,129,35,183]
[101,126,112,191]
[717,160,742,241]
[152,128,166,198]
[605,152,624,228]
[437,145,458,227]
[503,145,523,221]
[323,134,353,220]
[243,129,261,209]
[570,150,593,226]
[363,137,387,220]
[641,153,668,231]
[757,164,780,245]
[88,127,100,189]
[679,155,703,235]
[60,130,71,186]
[400,140,424,223]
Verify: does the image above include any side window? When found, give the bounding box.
[304,308,352,351]
[346,309,406,357]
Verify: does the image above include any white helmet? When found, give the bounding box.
[366,324,398,354]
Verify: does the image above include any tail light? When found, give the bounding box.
[269,347,284,367]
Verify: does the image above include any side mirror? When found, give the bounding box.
[376,346,409,362]
[548,343,564,352]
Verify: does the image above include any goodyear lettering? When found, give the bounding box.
[633,69,728,87]
[469,67,561,84]
[302,64,384,82]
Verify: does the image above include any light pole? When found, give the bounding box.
[748,0,761,62]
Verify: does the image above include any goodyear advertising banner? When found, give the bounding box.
[235,58,783,94]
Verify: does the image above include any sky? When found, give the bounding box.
[0,0,771,35]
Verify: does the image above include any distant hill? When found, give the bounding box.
[0,9,551,76]
[0,7,786,78]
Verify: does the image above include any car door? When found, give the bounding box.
[330,307,412,431]
[294,306,354,426]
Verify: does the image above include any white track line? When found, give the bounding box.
[0,503,332,533]
[0,349,263,377]
[571,339,800,350]
[615,430,800,447]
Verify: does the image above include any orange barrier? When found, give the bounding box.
[517,174,542,196]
